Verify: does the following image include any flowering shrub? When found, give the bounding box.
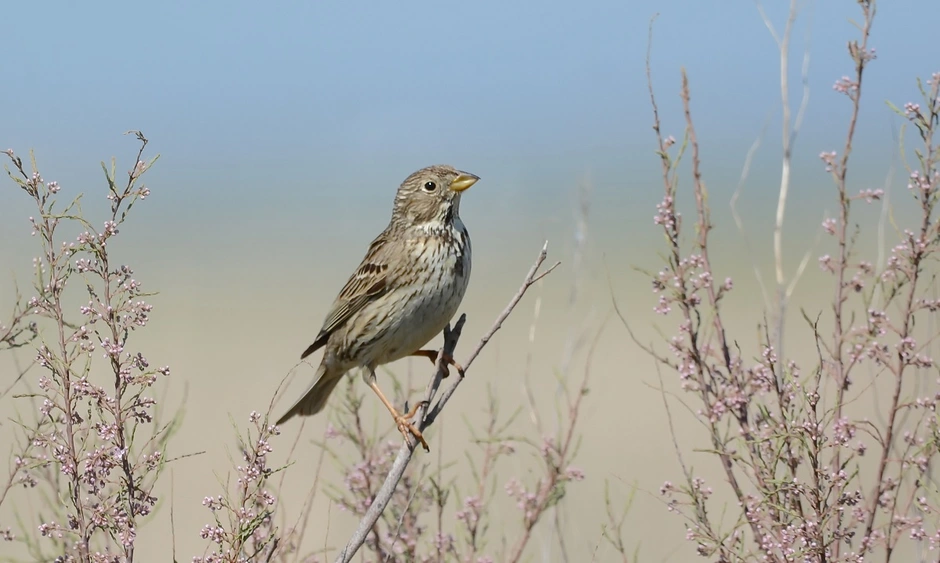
[1,134,174,561]
[641,1,940,560]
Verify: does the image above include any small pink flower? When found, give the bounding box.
[564,466,585,481]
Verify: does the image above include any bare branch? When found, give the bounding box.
[772,0,801,288]
[334,242,559,563]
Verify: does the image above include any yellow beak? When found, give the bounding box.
[449,172,480,193]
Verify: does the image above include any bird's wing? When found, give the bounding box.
[300,230,400,359]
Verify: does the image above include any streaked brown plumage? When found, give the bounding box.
[275,165,478,450]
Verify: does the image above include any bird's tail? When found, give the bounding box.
[275,364,343,426]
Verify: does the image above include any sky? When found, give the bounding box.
[1,1,933,271]
[1,1,933,210]
[1,1,937,560]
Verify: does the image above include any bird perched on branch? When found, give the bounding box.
[275,165,478,451]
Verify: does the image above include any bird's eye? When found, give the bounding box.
[423,181,437,192]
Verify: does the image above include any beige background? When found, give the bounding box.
[1,154,932,561]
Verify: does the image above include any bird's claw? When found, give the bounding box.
[396,400,430,452]
[437,355,465,378]
[415,350,465,379]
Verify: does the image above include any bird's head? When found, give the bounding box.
[391,165,479,229]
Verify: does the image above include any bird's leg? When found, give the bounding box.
[365,373,430,452]
[409,349,465,378]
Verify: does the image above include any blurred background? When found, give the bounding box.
[1,0,936,560]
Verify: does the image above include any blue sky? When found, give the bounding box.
[1,0,935,264]
[3,1,932,173]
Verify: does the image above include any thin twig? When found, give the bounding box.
[729,114,772,310]
[757,0,813,376]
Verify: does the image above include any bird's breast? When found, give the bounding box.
[362,227,470,364]
[408,224,471,281]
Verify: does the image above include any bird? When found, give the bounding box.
[275,165,479,451]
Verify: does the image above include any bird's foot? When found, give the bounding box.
[411,349,465,378]
[394,400,430,452]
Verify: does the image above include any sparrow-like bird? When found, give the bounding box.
[275,165,478,451]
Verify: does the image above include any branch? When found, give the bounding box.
[333,242,560,563]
